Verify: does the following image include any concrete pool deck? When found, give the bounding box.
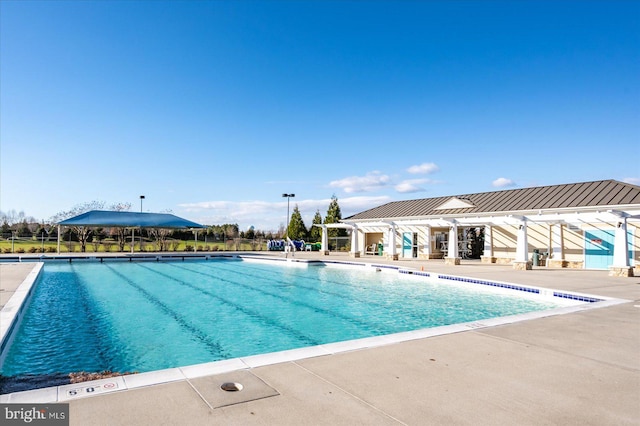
[1,253,639,425]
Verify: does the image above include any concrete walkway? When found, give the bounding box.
[1,253,639,425]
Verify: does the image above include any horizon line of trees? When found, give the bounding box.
[1,195,348,250]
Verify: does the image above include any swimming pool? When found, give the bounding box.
[1,257,577,387]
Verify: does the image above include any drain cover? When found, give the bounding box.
[221,382,243,392]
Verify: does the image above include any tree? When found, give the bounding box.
[217,224,238,239]
[245,227,255,240]
[148,228,171,251]
[16,220,31,237]
[309,209,323,242]
[0,209,34,226]
[107,202,132,252]
[324,195,347,238]
[1,221,11,238]
[287,205,308,240]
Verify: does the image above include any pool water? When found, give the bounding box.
[1,259,561,377]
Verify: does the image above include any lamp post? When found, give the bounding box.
[282,193,295,239]
[139,195,145,252]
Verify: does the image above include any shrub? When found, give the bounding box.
[46,246,57,253]
[184,244,193,252]
[3,248,12,253]
[16,248,25,253]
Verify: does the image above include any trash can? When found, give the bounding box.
[532,249,540,266]
[378,243,383,256]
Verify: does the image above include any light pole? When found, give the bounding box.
[139,195,145,252]
[282,193,295,240]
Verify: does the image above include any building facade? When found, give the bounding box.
[321,180,640,276]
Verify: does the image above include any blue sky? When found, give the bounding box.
[1,0,639,231]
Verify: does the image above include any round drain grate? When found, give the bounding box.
[220,382,243,392]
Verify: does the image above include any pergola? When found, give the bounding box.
[341,209,640,266]
[56,210,205,253]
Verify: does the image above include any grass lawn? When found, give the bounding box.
[0,238,267,254]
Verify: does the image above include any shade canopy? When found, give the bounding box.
[58,210,205,229]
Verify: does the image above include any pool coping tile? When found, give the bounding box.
[123,368,184,389]
[0,385,58,403]
[240,345,332,368]
[58,376,127,402]
[180,358,248,379]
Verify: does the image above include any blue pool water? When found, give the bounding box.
[2,259,561,378]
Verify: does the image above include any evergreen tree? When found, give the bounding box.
[309,209,323,242]
[324,195,347,237]
[287,205,308,240]
[1,221,11,237]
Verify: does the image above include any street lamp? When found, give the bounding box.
[282,193,295,239]
[139,195,145,252]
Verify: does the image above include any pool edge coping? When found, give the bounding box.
[0,262,44,369]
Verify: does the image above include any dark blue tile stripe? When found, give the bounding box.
[552,292,602,303]
[438,274,540,294]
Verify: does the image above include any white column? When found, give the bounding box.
[57,225,61,254]
[515,221,529,262]
[387,224,397,259]
[483,225,493,257]
[131,228,135,254]
[321,225,329,255]
[423,225,432,258]
[612,219,630,267]
[550,223,564,259]
[447,224,458,258]
[350,225,360,257]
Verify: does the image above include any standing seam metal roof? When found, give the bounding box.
[345,180,640,221]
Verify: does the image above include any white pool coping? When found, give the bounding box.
[0,262,43,369]
[0,258,630,403]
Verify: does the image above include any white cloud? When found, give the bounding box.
[492,177,517,188]
[623,177,640,186]
[329,171,391,193]
[395,179,428,193]
[407,162,439,174]
[178,195,390,232]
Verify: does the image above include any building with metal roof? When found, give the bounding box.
[319,180,640,276]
